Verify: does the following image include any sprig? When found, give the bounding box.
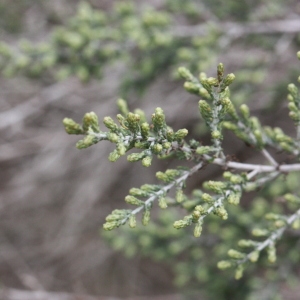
[63,103,189,167]
[218,206,300,280]
[103,162,204,230]
[65,55,300,279]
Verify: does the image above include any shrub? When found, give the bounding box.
[2,1,300,299]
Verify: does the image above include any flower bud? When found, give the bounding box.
[126,112,140,132]
[125,195,144,206]
[108,149,121,162]
[200,78,212,92]
[177,66,194,81]
[211,130,222,140]
[292,219,300,229]
[176,189,184,203]
[103,221,119,231]
[192,210,201,221]
[107,132,119,143]
[235,265,244,280]
[199,88,210,99]
[288,102,298,112]
[219,97,232,116]
[287,83,298,98]
[223,73,235,86]
[152,107,165,130]
[117,114,127,126]
[117,142,126,156]
[184,82,200,94]
[252,228,269,237]
[265,213,281,220]
[222,121,238,131]
[76,135,97,149]
[229,175,243,184]
[238,239,257,248]
[162,142,171,149]
[174,128,188,140]
[202,193,213,203]
[129,187,148,197]
[134,109,147,123]
[82,112,100,133]
[198,100,212,123]
[173,215,192,229]
[289,111,300,122]
[117,98,129,116]
[103,116,118,131]
[217,63,224,81]
[249,251,259,263]
[166,129,174,141]
[284,193,300,203]
[228,249,245,259]
[194,223,202,237]
[127,152,144,162]
[142,155,152,167]
[173,220,186,229]
[206,77,219,86]
[142,209,151,226]
[227,192,241,205]
[240,104,250,119]
[129,215,136,228]
[165,169,181,178]
[287,94,294,102]
[63,118,84,134]
[141,122,150,138]
[156,171,169,182]
[196,146,211,155]
[158,197,168,209]
[267,244,276,263]
[105,214,121,222]
[217,260,232,270]
[152,143,163,154]
[204,181,226,194]
[223,171,233,179]
[215,206,228,220]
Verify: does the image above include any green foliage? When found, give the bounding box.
[103,190,300,299]
[0,0,291,100]
[64,58,300,295]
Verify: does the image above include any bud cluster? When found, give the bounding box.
[103,209,131,231]
[64,99,189,167]
[63,112,102,148]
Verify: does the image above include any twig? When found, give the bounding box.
[237,208,300,265]
[0,288,182,300]
[261,149,278,167]
[172,19,300,38]
[121,161,204,223]
[209,157,300,173]
[0,79,78,130]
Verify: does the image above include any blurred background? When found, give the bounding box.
[0,0,300,299]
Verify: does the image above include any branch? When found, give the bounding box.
[0,288,181,300]
[172,19,300,38]
[237,208,300,265]
[209,157,300,173]
[0,79,78,130]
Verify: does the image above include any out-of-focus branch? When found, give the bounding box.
[0,78,78,130]
[172,19,300,38]
[0,289,181,300]
[0,288,102,300]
